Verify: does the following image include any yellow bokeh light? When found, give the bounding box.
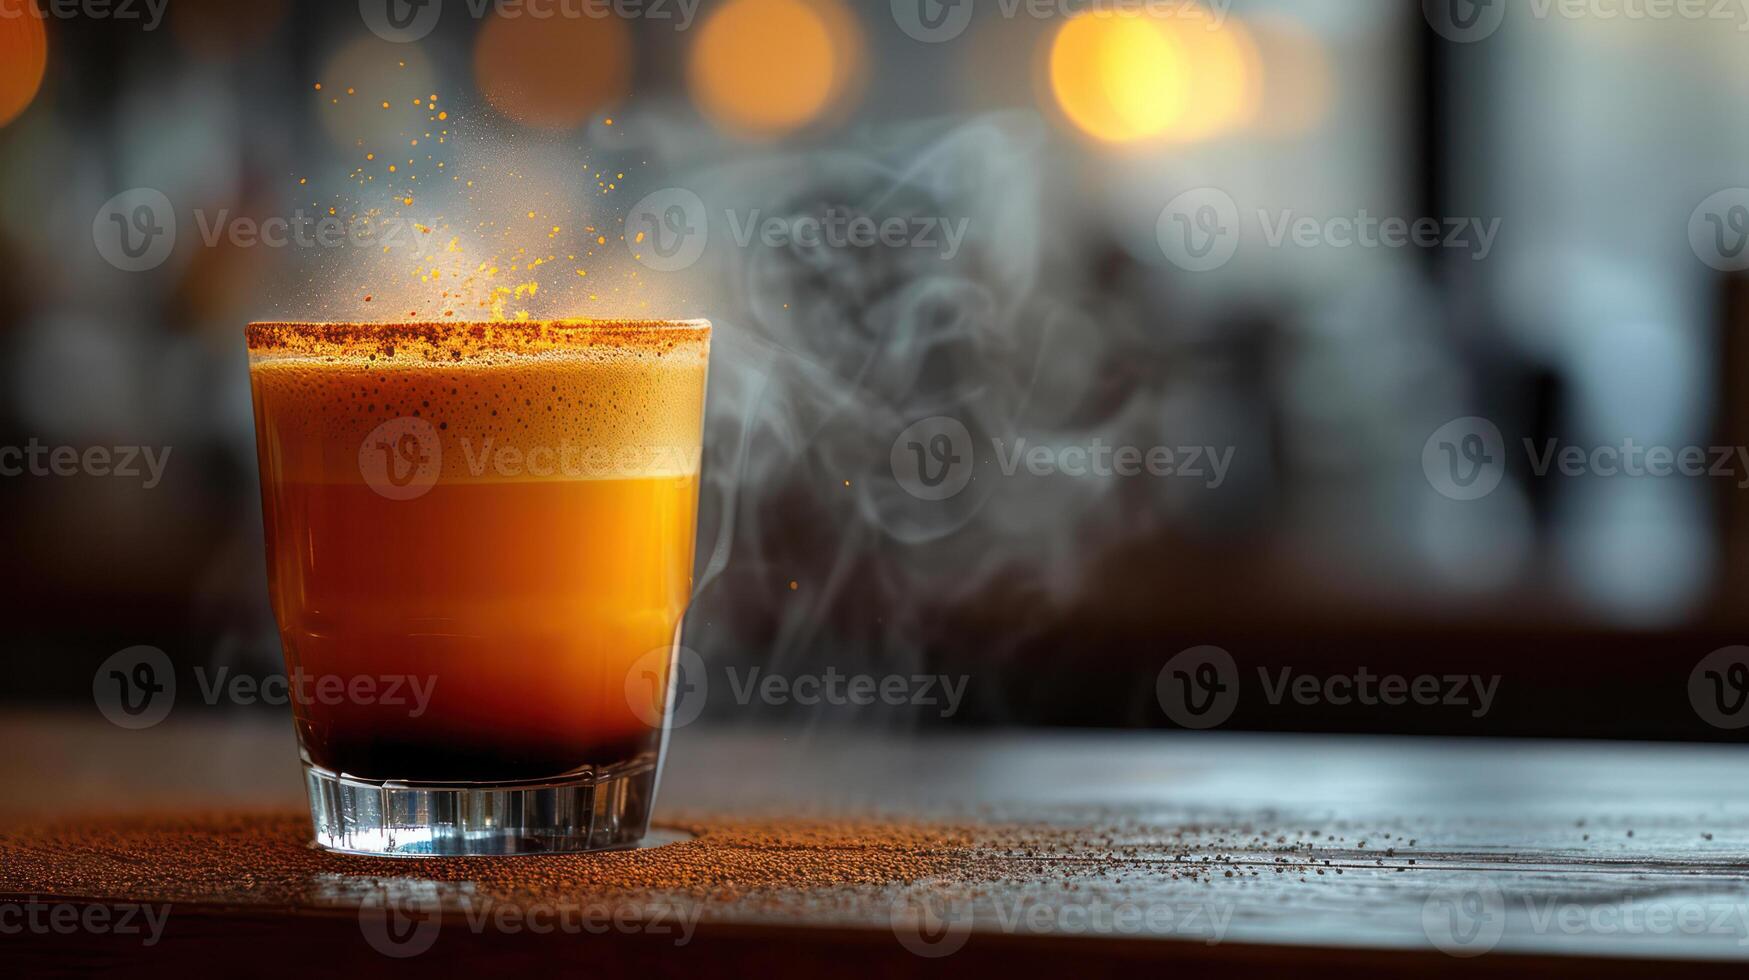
[1156,10,1261,142]
[1046,6,1263,146]
[1048,11,1190,144]
[0,11,48,129]
[689,0,861,138]
[474,10,630,130]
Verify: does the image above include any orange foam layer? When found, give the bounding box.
[245,319,711,365]
[248,321,709,482]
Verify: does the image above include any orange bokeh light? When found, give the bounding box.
[1047,10,1190,144]
[1045,5,1262,146]
[0,8,48,129]
[689,0,862,138]
[474,10,631,130]
[1155,9,1261,142]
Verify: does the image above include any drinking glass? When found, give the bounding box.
[246,319,710,855]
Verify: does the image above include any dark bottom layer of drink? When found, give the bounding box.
[301,717,659,784]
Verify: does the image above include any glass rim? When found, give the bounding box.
[247,318,710,337]
[245,318,711,361]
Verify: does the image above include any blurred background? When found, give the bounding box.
[4,0,1749,740]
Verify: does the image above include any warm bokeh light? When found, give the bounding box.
[814,0,864,123]
[1048,10,1190,144]
[0,10,48,129]
[689,0,862,138]
[474,10,630,130]
[1155,9,1261,142]
[315,36,438,150]
[1046,6,1263,146]
[1250,16,1334,138]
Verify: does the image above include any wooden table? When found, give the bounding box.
[2,712,1748,976]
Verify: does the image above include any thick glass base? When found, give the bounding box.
[303,758,658,856]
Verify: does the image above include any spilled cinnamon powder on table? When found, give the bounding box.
[0,813,974,909]
[0,810,1402,916]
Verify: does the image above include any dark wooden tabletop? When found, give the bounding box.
[3,712,1748,976]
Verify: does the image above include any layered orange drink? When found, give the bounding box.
[247,321,709,798]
